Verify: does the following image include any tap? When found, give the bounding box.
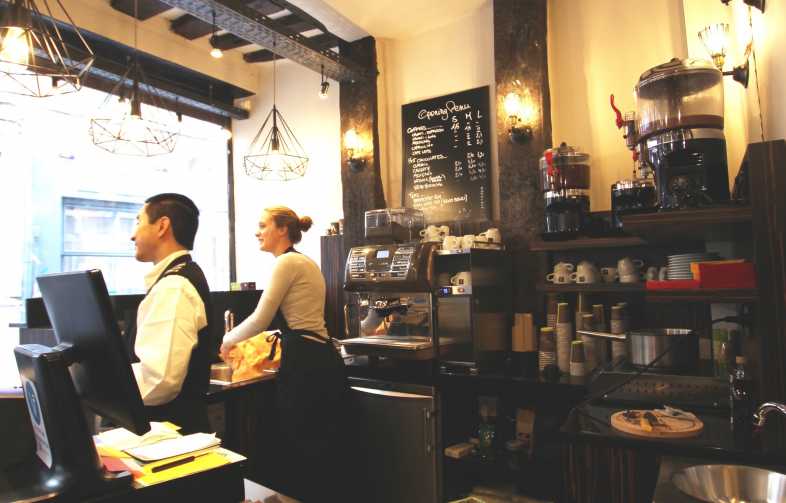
[224,309,235,334]
[752,402,786,429]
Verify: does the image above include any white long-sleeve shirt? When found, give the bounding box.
[132,250,208,406]
[223,252,328,346]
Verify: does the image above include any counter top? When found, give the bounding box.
[562,402,785,465]
[205,372,276,401]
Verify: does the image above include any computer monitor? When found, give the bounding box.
[14,270,149,497]
[37,269,148,433]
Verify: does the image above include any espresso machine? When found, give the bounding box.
[343,241,440,359]
[612,58,730,211]
[342,208,443,359]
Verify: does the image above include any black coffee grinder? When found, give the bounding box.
[614,58,731,210]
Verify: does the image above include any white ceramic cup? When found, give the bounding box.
[461,234,476,249]
[419,225,442,242]
[618,257,644,276]
[553,262,575,273]
[442,235,461,250]
[450,271,472,286]
[478,227,502,243]
[546,271,572,284]
[658,266,669,281]
[570,262,600,284]
[601,267,619,283]
[620,272,642,284]
[645,266,659,281]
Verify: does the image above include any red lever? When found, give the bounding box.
[610,94,624,129]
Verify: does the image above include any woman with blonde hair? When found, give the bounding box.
[221,205,346,501]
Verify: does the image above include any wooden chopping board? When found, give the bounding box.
[610,409,704,438]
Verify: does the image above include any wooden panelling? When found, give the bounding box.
[320,235,346,339]
[747,140,786,403]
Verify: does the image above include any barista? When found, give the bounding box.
[220,206,346,502]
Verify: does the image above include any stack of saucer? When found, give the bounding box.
[667,252,720,280]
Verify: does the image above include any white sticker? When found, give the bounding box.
[21,376,53,468]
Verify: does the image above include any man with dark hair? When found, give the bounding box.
[128,192,215,433]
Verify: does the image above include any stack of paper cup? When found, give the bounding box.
[610,305,627,361]
[570,340,586,377]
[538,327,556,371]
[580,313,597,369]
[512,313,536,352]
[556,302,573,373]
[592,304,609,365]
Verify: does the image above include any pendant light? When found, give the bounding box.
[318,64,329,99]
[88,0,178,156]
[0,0,94,97]
[244,37,308,181]
[208,10,222,59]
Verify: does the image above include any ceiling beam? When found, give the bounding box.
[157,0,373,82]
[211,33,252,50]
[243,33,337,63]
[109,0,173,20]
[170,0,285,40]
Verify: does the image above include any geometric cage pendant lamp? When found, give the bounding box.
[243,38,308,181]
[0,0,95,97]
[88,0,178,157]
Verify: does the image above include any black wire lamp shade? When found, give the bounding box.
[0,0,94,97]
[88,58,179,157]
[244,105,308,181]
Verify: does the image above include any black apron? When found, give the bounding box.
[267,247,348,502]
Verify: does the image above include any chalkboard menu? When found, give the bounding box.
[402,86,491,224]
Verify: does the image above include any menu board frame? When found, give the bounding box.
[401,86,492,224]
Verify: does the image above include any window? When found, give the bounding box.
[62,198,143,295]
[0,85,232,371]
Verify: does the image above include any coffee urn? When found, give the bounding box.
[634,58,730,209]
[539,142,591,239]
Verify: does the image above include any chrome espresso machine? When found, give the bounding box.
[342,208,441,360]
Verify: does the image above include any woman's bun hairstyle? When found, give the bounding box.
[299,216,313,232]
[265,206,311,244]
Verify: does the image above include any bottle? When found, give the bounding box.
[730,356,752,437]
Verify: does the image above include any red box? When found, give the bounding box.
[696,262,756,289]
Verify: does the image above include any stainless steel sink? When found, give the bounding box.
[672,464,786,502]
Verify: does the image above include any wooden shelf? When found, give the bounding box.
[536,283,645,293]
[529,236,647,251]
[646,288,758,303]
[536,283,757,303]
[620,206,752,241]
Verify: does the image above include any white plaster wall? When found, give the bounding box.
[548,0,688,210]
[375,1,498,218]
[232,60,342,285]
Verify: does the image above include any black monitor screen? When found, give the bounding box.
[37,270,149,435]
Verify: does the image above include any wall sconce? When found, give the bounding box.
[720,0,765,13]
[503,90,535,144]
[344,128,367,172]
[699,23,750,87]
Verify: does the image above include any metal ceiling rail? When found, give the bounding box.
[157,0,373,83]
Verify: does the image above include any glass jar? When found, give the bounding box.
[539,143,591,192]
[635,58,724,141]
